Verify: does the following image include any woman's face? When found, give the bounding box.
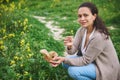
[78,7,96,28]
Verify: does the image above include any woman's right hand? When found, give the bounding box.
[64,36,73,50]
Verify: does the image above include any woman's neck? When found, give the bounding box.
[86,26,94,34]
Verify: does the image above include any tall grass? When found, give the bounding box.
[0,0,120,80]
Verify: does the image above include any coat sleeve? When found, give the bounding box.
[66,27,83,55]
[64,33,105,66]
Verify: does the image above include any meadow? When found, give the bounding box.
[0,0,120,80]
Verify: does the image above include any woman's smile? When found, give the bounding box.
[80,21,87,25]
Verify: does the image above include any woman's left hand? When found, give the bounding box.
[49,56,65,67]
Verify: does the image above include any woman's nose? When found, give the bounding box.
[80,16,85,20]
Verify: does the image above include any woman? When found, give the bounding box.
[50,2,120,80]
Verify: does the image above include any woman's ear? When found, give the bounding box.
[93,14,97,21]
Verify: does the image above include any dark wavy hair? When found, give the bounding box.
[79,2,110,39]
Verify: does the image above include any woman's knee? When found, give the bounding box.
[68,67,80,79]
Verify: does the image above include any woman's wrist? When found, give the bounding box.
[62,57,65,62]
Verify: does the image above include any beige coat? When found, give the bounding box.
[64,27,120,80]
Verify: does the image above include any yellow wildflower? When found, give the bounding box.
[23,25,27,31]
[26,43,30,46]
[20,31,24,35]
[26,46,31,52]
[20,39,25,46]
[28,53,33,57]
[24,18,28,22]
[71,30,74,35]
[14,56,19,60]
[8,33,15,38]
[0,45,5,50]
[10,60,15,65]
[29,76,32,80]
[24,71,28,75]
[19,57,23,60]
[2,29,6,33]
[23,18,28,25]
[16,73,20,76]
[6,0,9,3]
[0,40,3,45]
[20,64,23,67]
[3,35,7,39]
[27,53,33,58]
[9,2,15,12]
[18,20,21,23]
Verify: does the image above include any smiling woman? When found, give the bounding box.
[77,7,96,28]
[49,2,120,80]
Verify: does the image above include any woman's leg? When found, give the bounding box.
[68,64,96,80]
[62,55,96,80]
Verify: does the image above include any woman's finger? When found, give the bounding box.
[50,63,58,67]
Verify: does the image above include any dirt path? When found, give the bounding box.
[34,16,65,40]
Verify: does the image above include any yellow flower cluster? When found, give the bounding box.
[0,0,33,79]
[26,43,31,52]
[8,33,15,38]
[23,18,28,25]
[10,60,15,65]
[0,45,5,50]
[23,18,28,31]
[29,76,32,80]
[18,0,25,9]
[20,39,25,46]
[0,28,6,34]
[20,31,25,35]
[27,53,33,58]
[0,1,15,12]
[9,2,15,12]
[20,64,23,67]
[0,40,5,50]
[26,46,31,52]
[2,33,15,40]
[14,56,19,60]
[24,71,28,75]
[0,40,3,45]
[70,30,74,35]
[6,0,9,3]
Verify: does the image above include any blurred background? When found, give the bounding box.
[0,0,120,80]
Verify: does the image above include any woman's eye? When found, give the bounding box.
[84,14,88,17]
[78,15,81,18]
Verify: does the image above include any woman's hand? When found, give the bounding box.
[49,56,65,67]
[64,36,73,50]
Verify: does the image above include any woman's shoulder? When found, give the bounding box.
[94,30,108,40]
[75,27,86,37]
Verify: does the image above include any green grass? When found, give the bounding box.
[25,0,120,79]
[0,0,120,79]
[25,16,69,80]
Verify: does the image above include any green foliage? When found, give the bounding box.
[0,0,67,80]
[0,0,120,80]
[0,0,35,79]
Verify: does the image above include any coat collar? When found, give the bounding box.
[81,27,98,52]
[82,27,97,41]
